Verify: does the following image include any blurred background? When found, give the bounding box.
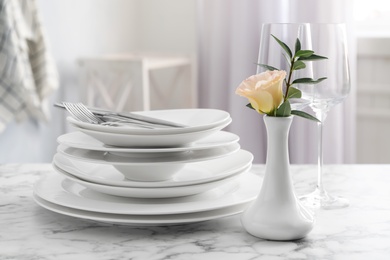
[0,0,389,164]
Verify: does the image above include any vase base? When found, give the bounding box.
[299,188,349,210]
[242,226,313,241]
[240,202,315,241]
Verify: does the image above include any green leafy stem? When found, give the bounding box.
[256,34,328,122]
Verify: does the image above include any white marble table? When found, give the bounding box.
[1,164,390,259]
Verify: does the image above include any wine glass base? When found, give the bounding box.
[299,188,349,210]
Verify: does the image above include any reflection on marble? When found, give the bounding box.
[1,164,390,259]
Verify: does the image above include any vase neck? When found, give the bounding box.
[264,116,293,166]
[261,116,295,200]
[263,116,293,180]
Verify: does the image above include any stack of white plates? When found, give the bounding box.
[34,109,261,225]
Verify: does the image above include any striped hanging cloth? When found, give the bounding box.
[0,0,59,132]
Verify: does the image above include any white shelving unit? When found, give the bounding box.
[78,53,197,112]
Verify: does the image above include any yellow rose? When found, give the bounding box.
[235,70,286,114]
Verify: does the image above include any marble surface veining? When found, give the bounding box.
[1,164,390,260]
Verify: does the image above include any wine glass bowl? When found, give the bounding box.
[298,23,351,120]
[257,23,315,111]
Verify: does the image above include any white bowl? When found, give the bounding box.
[114,163,186,181]
[52,150,254,188]
[56,143,240,182]
[113,163,185,182]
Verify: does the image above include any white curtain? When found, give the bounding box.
[197,0,356,164]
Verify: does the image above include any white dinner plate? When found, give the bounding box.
[67,108,230,135]
[33,194,250,226]
[71,118,232,147]
[52,163,249,198]
[57,131,239,153]
[53,150,253,188]
[33,169,261,215]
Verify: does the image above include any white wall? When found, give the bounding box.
[38,0,139,101]
[133,0,197,53]
[39,0,138,62]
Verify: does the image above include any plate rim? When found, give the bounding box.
[33,169,261,215]
[33,194,250,225]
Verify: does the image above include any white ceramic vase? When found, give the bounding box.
[241,115,315,241]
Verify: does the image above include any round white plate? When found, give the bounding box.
[33,194,250,226]
[52,163,249,198]
[67,108,230,135]
[57,131,239,153]
[53,150,253,188]
[71,118,232,147]
[33,169,261,215]
[57,143,240,165]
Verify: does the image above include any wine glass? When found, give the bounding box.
[295,23,351,210]
[257,23,351,210]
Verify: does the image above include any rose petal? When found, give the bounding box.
[248,90,274,113]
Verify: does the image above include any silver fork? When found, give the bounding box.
[63,102,104,124]
[63,102,157,128]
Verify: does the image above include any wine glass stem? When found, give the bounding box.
[317,121,324,193]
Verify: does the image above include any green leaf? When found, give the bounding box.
[292,60,306,70]
[292,77,327,85]
[256,63,279,71]
[246,103,255,110]
[287,87,302,99]
[271,34,292,59]
[295,50,314,58]
[276,101,291,117]
[291,110,320,122]
[295,38,301,53]
[298,54,328,61]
